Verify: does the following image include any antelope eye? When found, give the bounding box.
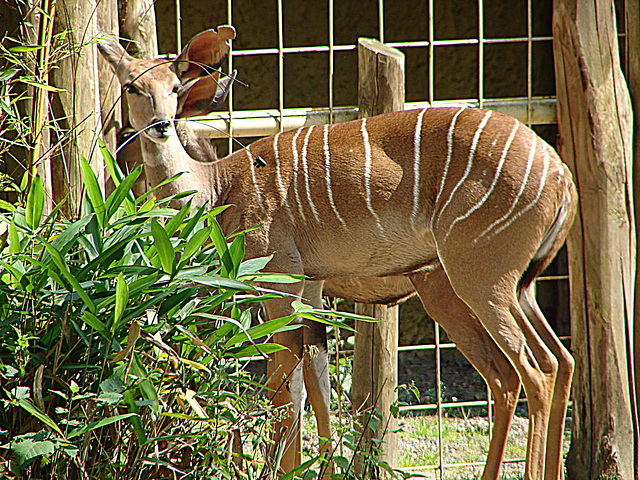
[172,84,181,95]
[125,84,140,95]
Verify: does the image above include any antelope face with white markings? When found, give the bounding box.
[119,59,181,142]
[98,26,236,144]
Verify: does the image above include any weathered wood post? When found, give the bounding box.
[626,1,640,459]
[50,0,104,217]
[351,38,404,477]
[552,1,637,478]
[98,0,121,158]
[116,0,159,197]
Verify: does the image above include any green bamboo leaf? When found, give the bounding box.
[208,216,233,277]
[20,78,65,92]
[9,220,21,254]
[225,315,298,347]
[237,272,305,284]
[25,174,44,230]
[80,155,105,228]
[114,272,129,323]
[0,199,16,211]
[236,255,273,277]
[278,457,320,480]
[164,201,191,237]
[150,219,174,275]
[225,343,288,358]
[80,311,109,338]
[228,234,245,279]
[0,260,24,286]
[41,241,96,313]
[0,68,19,81]
[18,399,64,437]
[9,45,43,52]
[105,165,141,223]
[181,273,254,291]
[123,389,146,445]
[131,355,159,415]
[99,139,123,185]
[67,413,137,440]
[179,227,211,268]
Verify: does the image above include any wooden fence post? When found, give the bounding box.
[50,0,104,217]
[98,0,121,159]
[116,0,159,197]
[351,38,404,477]
[626,3,640,471]
[552,1,637,478]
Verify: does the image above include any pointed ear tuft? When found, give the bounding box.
[172,26,236,83]
[96,35,132,71]
[177,70,237,118]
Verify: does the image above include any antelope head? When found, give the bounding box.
[98,26,237,144]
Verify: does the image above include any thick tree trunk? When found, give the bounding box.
[552,1,637,478]
[50,0,103,218]
[351,38,404,478]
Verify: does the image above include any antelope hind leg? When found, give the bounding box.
[409,268,521,480]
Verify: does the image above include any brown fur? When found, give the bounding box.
[100,27,577,480]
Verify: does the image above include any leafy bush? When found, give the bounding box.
[0,148,305,479]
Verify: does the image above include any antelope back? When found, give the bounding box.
[220,107,573,281]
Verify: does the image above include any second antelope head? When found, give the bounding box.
[98,26,236,143]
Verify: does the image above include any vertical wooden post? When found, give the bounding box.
[352,38,404,477]
[626,4,640,473]
[118,0,158,59]
[552,1,636,478]
[98,0,121,159]
[50,0,104,217]
[117,0,159,197]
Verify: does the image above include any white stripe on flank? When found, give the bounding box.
[291,128,306,221]
[361,118,383,231]
[247,149,263,208]
[324,124,347,227]
[412,109,427,222]
[433,107,466,226]
[274,133,295,222]
[301,126,321,223]
[437,110,492,228]
[476,130,537,241]
[491,141,549,238]
[444,119,519,241]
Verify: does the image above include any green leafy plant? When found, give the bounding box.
[0,147,309,479]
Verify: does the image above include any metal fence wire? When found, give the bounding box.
[153,0,630,476]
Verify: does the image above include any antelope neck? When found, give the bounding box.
[139,129,229,209]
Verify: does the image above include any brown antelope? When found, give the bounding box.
[98,26,577,480]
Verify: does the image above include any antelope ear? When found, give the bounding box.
[177,69,237,118]
[172,25,236,83]
[96,35,133,72]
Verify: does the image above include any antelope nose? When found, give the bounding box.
[153,119,172,135]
